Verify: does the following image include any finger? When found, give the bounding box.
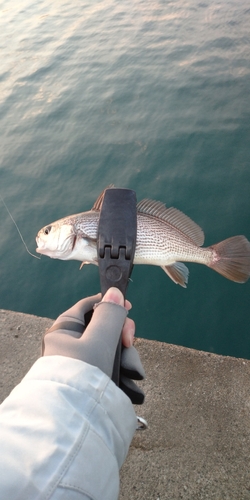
[101,287,132,311]
[121,345,145,380]
[101,287,134,346]
[125,299,132,311]
[101,287,124,306]
[80,290,128,378]
[121,317,135,348]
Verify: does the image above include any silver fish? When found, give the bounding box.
[36,186,250,287]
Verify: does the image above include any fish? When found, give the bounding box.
[36,186,250,287]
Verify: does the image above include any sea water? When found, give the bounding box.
[0,0,250,358]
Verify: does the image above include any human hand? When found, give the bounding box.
[42,288,145,404]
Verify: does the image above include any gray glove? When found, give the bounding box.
[42,288,145,404]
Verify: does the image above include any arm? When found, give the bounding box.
[0,288,144,500]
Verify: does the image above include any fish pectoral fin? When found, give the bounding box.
[79,260,98,270]
[161,262,189,288]
[79,261,88,270]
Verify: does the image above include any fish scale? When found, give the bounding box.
[36,186,250,288]
[135,215,211,265]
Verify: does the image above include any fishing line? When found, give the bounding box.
[0,194,41,260]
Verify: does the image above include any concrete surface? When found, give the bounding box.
[1,309,250,499]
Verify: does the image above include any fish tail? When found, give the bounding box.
[208,235,250,283]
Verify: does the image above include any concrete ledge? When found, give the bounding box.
[1,309,250,499]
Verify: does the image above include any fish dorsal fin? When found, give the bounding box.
[137,199,204,246]
[92,184,115,211]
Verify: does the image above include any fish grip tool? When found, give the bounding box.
[97,188,137,387]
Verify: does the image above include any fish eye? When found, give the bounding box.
[44,225,52,235]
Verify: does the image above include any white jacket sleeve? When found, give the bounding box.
[0,355,137,500]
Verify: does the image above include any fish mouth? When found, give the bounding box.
[35,243,51,256]
[35,234,56,256]
[36,246,48,255]
[35,236,45,254]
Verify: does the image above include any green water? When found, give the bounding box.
[0,0,250,358]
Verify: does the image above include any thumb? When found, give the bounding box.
[79,288,128,377]
[101,287,124,306]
